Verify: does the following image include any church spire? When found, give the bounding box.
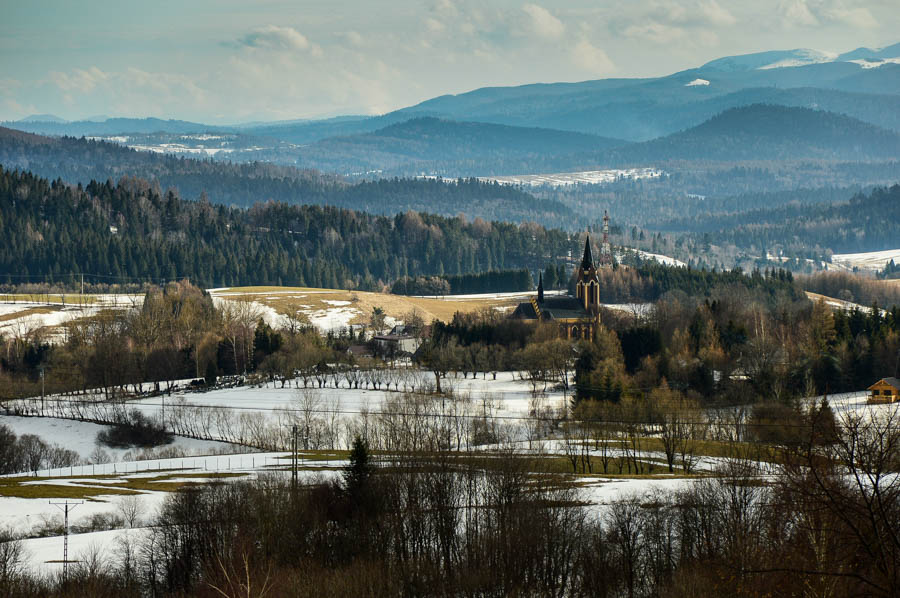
[581,235,595,270]
[537,271,544,303]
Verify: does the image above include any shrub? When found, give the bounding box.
[97,409,173,449]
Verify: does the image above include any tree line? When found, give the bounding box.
[0,167,576,291]
[391,268,535,296]
[0,130,575,226]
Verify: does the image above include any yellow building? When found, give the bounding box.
[867,377,900,404]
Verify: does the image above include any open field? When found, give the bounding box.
[831,248,900,271]
[0,415,240,463]
[0,294,141,339]
[209,286,528,330]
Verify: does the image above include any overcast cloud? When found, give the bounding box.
[0,0,897,123]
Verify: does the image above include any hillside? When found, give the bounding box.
[0,127,574,227]
[392,55,900,140]
[294,117,627,175]
[668,185,900,255]
[609,104,900,163]
[0,117,224,137]
[0,166,576,290]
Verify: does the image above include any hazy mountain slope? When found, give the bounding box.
[607,104,900,163]
[681,185,900,255]
[0,127,574,226]
[2,117,224,137]
[837,42,900,62]
[389,56,900,140]
[293,117,627,174]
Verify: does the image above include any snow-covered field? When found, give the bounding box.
[804,291,886,315]
[627,249,687,268]
[478,167,664,188]
[806,390,900,420]
[130,371,567,428]
[18,528,151,576]
[831,249,900,271]
[0,415,239,463]
[0,294,141,338]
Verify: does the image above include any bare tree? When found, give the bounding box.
[117,494,144,528]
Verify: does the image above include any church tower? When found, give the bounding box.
[576,236,601,311]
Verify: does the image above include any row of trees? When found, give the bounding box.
[0,423,80,475]
[391,268,535,296]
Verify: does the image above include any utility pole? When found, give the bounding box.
[291,425,299,492]
[50,500,82,583]
[39,368,45,415]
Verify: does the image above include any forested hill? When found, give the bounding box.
[0,127,573,226]
[0,167,575,289]
[608,104,900,163]
[295,117,627,175]
[679,185,900,255]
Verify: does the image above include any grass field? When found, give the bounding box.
[0,293,100,305]
[211,286,525,326]
[0,472,249,499]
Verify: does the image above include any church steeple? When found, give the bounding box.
[537,271,544,303]
[581,235,595,270]
[577,234,600,311]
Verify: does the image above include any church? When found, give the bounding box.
[512,214,612,341]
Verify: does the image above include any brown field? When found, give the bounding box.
[0,293,98,305]
[210,286,527,325]
[0,305,61,323]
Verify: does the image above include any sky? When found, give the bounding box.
[1,0,898,124]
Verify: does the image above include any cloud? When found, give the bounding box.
[425,17,446,33]
[698,0,737,26]
[49,67,109,93]
[822,4,877,29]
[777,0,877,29]
[0,78,21,94]
[779,0,820,26]
[343,31,365,47]
[236,25,312,51]
[571,39,615,75]
[522,4,565,39]
[623,22,688,44]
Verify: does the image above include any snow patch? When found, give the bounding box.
[831,248,900,271]
[0,415,238,464]
[476,168,665,188]
[685,78,709,86]
[848,57,900,69]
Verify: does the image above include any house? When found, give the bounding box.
[372,324,428,355]
[867,377,900,404]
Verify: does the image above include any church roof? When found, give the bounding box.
[540,295,592,320]
[512,295,592,321]
[581,236,595,270]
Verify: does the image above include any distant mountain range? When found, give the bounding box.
[1,42,899,182]
[6,43,898,144]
